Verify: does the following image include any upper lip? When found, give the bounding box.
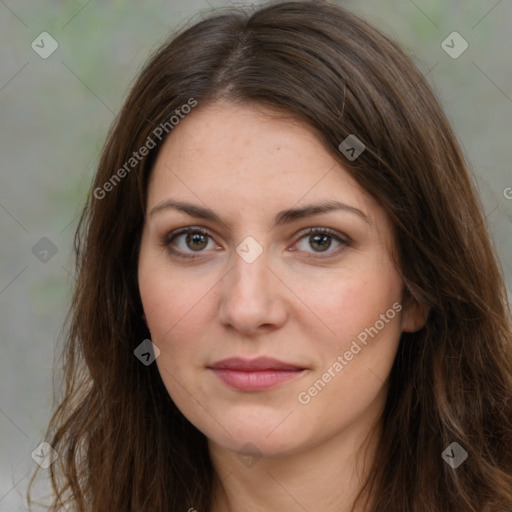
[208,357,306,371]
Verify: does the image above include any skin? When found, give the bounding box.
[137,101,428,512]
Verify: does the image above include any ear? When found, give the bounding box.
[400,300,430,333]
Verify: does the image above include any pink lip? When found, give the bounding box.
[208,357,307,391]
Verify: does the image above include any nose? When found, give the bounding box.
[217,245,288,335]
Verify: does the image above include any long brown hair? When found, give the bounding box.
[28,1,512,510]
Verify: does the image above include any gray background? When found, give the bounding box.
[1,0,511,510]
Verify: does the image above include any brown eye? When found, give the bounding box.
[308,233,332,252]
[294,228,350,257]
[185,232,208,251]
[163,227,216,258]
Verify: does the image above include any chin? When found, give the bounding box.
[205,412,313,457]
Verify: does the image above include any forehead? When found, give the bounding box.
[152,101,332,178]
[146,101,383,230]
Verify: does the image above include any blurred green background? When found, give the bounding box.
[1,0,511,509]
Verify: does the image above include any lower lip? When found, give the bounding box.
[209,368,306,391]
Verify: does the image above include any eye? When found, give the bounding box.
[162,226,350,260]
[162,227,218,258]
[292,227,350,257]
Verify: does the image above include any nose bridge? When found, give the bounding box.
[229,241,271,298]
[217,238,286,331]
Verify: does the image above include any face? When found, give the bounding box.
[138,101,425,459]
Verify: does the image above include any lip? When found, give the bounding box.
[208,357,307,391]
[208,356,305,371]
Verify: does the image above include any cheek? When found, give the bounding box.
[138,257,223,387]
[294,265,402,348]
[140,279,199,337]
[295,273,402,426]
[138,252,212,340]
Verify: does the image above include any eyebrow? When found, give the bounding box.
[148,199,370,226]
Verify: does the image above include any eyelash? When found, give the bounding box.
[161,226,351,260]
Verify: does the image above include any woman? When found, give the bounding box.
[28,1,512,511]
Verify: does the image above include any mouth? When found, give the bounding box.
[207,357,308,391]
